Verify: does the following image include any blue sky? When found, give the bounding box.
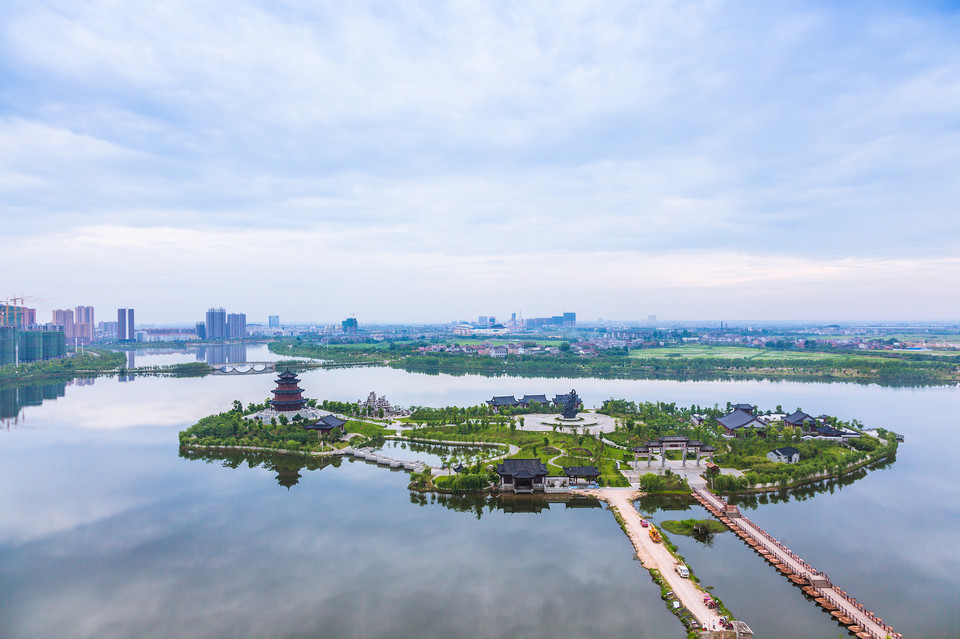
[2,1,960,324]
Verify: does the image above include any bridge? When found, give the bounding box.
[693,488,901,639]
[208,362,277,375]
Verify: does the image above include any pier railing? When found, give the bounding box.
[692,488,901,639]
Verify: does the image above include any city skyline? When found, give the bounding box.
[2,2,960,322]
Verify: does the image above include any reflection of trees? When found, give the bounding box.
[409,492,602,520]
[179,448,341,490]
[725,456,895,508]
[636,494,693,513]
[383,440,499,463]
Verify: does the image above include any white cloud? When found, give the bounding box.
[2,1,960,319]
[8,224,960,322]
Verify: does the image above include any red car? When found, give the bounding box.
[640,519,649,527]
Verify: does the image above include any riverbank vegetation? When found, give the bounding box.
[0,349,127,383]
[267,337,960,385]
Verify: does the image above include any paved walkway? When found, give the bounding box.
[584,488,728,633]
[515,412,618,435]
[695,489,901,639]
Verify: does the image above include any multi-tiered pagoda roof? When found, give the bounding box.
[270,369,307,412]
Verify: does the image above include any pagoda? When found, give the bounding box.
[270,369,307,412]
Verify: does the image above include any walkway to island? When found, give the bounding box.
[693,488,902,639]
[584,488,750,637]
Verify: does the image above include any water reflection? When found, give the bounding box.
[179,448,343,489]
[723,456,897,508]
[3,365,960,637]
[373,439,501,466]
[0,381,67,425]
[195,344,248,365]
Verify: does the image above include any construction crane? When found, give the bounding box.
[1,295,48,327]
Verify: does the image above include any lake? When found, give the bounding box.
[1,344,957,638]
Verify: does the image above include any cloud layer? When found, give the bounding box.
[2,1,959,321]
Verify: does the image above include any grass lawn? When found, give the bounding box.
[660,519,728,536]
[627,344,889,362]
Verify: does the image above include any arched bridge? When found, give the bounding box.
[208,362,277,375]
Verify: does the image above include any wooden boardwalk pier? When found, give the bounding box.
[693,488,902,639]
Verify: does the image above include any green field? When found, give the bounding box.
[439,338,568,346]
[627,344,888,362]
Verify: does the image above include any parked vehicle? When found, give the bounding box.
[649,527,662,543]
[640,519,649,527]
[675,563,689,578]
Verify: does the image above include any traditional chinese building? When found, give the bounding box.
[305,414,347,436]
[496,458,548,493]
[270,370,307,412]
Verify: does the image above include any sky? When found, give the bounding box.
[2,0,960,325]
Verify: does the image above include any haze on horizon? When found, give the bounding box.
[2,1,959,325]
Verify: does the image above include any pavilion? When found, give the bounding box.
[304,414,347,437]
[562,465,601,486]
[496,458,548,493]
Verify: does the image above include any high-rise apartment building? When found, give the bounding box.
[205,308,227,340]
[98,321,118,339]
[117,308,135,341]
[195,322,206,340]
[74,306,94,344]
[342,317,359,333]
[52,309,76,342]
[268,315,280,328]
[227,313,247,339]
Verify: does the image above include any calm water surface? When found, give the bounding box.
[1,348,958,638]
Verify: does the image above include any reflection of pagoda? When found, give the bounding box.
[275,467,302,489]
[270,370,306,412]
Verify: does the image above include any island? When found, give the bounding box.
[179,370,903,639]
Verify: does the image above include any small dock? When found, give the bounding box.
[693,488,901,639]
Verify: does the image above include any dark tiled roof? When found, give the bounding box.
[632,446,650,453]
[784,410,814,425]
[305,414,347,430]
[488,395,519,406]
[717,409,764,430]
[733,403,754,412]
[277,369,299,379]
[814,424,844,437]
[496,458,548,479]
[773,447,800,456]
[520,394,549,404]
[563,466,601,478]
